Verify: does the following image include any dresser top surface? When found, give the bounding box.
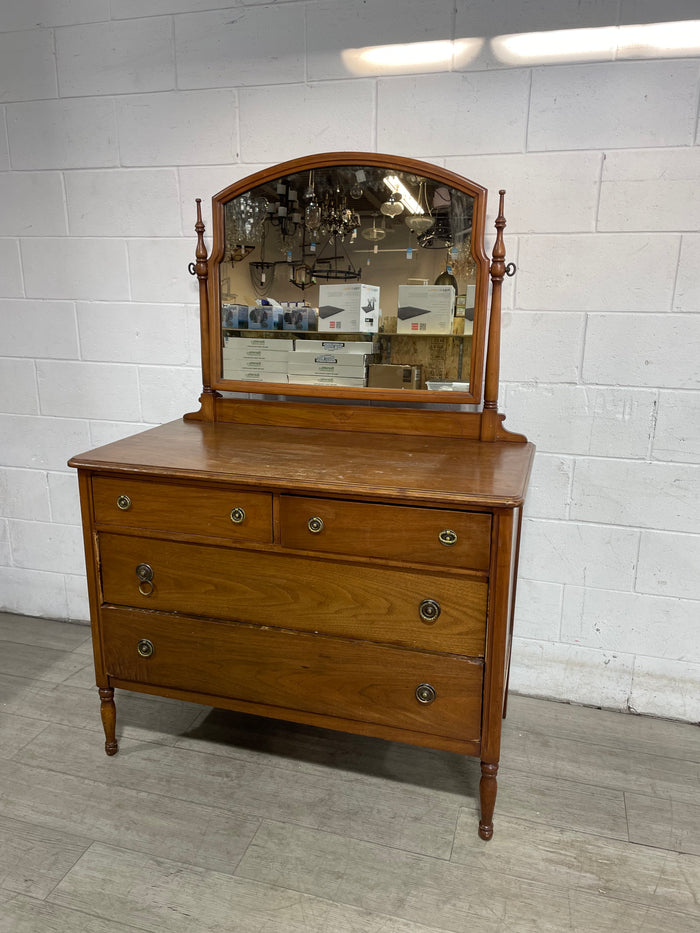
[70,419,534,508]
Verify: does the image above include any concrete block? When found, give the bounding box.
[37,361,141,421]
[513,578,563,642]
[629,656,700,722]
[9,520,85,575]
[519,518,638,590]
[185,304,202,368]
[674,235,700,311]
[126,238,199,304]
[0,521,8,566]
[504,384,656,458]
[0,359,39,414]
[583,313,700,389]
[636,531,700,601]
[509,637,634,711]
[88,421,154,449]
[0,469,50,521]
[114,0,232,16]
[56,18,175,97]
[529,61,698,150]
[22,238,129,301]
[0,29,57,102]
[521,453,573,521]
[77,302,190,365]
[0,414,89,473]
[7,99,118,170]
[117,90,237,166]
[517,234,677,312]
[175,7,304,89]
[47,472,81,526]
[562,585,699,663]
[239,82,374,163]
[377,71,530,157]
[0,567,68,619]
[0,172,67,236]
[0,107,8,169]
[0,0,109,31]
[571,457,700,533]
[653,390,700,463]
[0,242,23,298]
[139,366,203,424]
[599,148,700,232]
[307,0,453,80]
[456,0,619,40]
[500,312,585,383]
[66,170,181,237]
[445,152,601,234]
[0,300,79,359]
[65,572,90,623]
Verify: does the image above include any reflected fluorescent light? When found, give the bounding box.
[493,21,700,64]
[384,176,423,215]
[342,38,482,75]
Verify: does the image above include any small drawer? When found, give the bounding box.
[280,496,491,571]
[102,608,484,743]
[98,534,487,656]
[92,476,272,544]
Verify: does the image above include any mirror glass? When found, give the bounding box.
[215,159,485,397]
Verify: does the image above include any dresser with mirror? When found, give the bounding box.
[70,152,534,840]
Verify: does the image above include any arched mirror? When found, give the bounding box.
[205,153,492,405]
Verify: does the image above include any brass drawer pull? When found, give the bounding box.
[418,598,441,623]
[116,494,131,511]
[137,639,154,658]
[136,562,154,597]
[438,529,458,547]
[415,683,437,705]
[230,507,246,524]
[307,516,324,534]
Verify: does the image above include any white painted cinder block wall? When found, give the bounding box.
[1,0,698,721]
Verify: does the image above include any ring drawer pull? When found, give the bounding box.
[116,494,131,511]
[418,598,441,623]
[307,516,324,534]
[136,563,154,597]
[230,507,246,524]
[137,639,154,658]
[415,683,437,705]
[438,529,458,547]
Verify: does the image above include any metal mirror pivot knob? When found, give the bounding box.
[415,683,437,705]
[137,638,154,658]
[307,516,324,534]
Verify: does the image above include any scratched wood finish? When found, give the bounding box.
[101,608,484,743]
[70,420,535,508]
[98,533,488,656]
[279,496,491,570]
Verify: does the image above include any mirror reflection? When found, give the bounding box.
[219,163,478,391]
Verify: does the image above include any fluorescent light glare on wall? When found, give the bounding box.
[342,38,482,75]
[492,21,700,65]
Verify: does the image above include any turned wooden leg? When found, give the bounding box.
[478,760,498,840]
[98,687,119,756]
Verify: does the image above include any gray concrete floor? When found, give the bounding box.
[0,611,698,932]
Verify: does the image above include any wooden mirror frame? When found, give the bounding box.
[188,152,518,442]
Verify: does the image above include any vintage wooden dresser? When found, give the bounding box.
[70,153,533,840]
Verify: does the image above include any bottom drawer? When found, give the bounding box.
[101,608,483,743]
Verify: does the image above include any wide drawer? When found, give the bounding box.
[280,496,491,570]
[92,476,272,544]
[101,608,483,742]
[99,533,487,656]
